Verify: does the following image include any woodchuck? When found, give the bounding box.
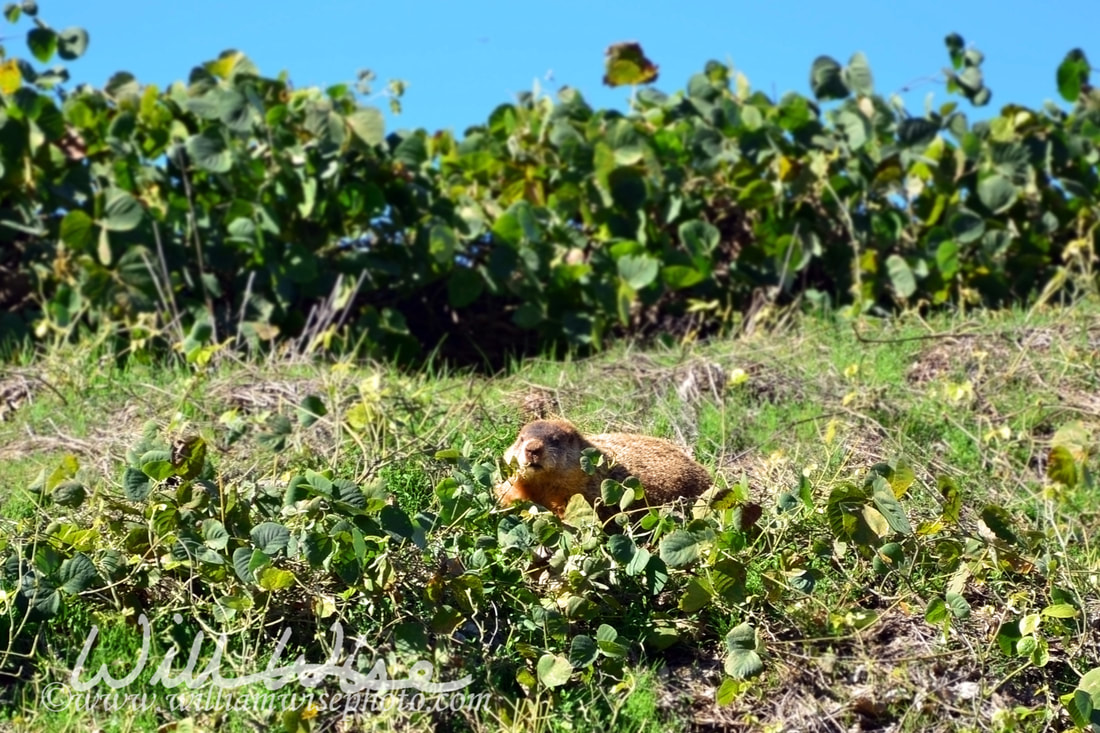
[495,419,712,520]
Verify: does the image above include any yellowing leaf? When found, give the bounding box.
[603,42,659,87]
[0,59,22,94]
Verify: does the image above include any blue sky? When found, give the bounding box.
[31,1,1100,136]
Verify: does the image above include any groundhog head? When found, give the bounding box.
[503,420,586,475]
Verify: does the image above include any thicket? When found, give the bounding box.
[0,4,1097,364]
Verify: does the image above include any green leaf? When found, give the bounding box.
[297,395,327,427]
[536,653,572,688]
[250,522,290,556]
[380,505,415,539]
[1041,603,1078,619]
[679,219,720,258]
[937,475,962,523]
[1047,445,1079,488]
[897,118,939,148]
[980,505,1018,545]
[568,636,598,668]
[935,240,960,279]
[885,255,917,299]
[26,27,56,63]
[659,530,703,569]
[723,623,763,680]
[186,129,232,173]
[603,42,658,87]
[949,209,985,244]
[617,254,659,290]
[662,265,705,290]
[976,174,1016,214]
[57,27,88,60]
[679,577,713,612]
[872,542,905,574]
[1057,49,1090,103]
[140,450,175,481]
[51,480,86,508]
[925,597,948,624]
[102,190,143,232]
[810,56,848,101]
[256,566,296,591]
[346,107,384,145]
[447,267,484,308]
[945,33,965,69]
[202,519,229,551]
[123,467,151,502]
[945,591,971,619]
[232,547,255,583]
[871,479,911,535]
[59,553,99,594]
[844,52,874,96]
[430,224,457,265]
[19,574,60,620]
[60,210,94,250]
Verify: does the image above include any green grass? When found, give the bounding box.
[1,303,1099,732]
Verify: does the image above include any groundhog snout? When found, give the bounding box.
[505,438,549,469]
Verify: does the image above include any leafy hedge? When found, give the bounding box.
[1,3,1099,363]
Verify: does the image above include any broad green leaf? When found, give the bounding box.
[346,107,384,145]
[662,265,705,290]
[659,530,703,568]
[871,479,911,535]
[617,254,659,290]
[536,653,572,688]
[897,118,939,148]
[945,591,971,619]
[297,395,327,427]
[202,519,229,551]
[976,174,1016,214]
[886,255,917,299]
[232,547,255,583]
[679,577,713,612]
[102,190,143,232]
[844,52,873,96]
[1047,445,1079,488]
[123,467,151,501]
[949,209,985,244]
[980,505,1018,545]
[1041,603,1078,619]
[140,450,174,481]
[60,210,94,250]
[446,267,484,308]
[186,129,232,173]
[679,219,720,258]
[26,27,56,63]
[872,542,905,574]
[19,574,60,620]
[57,26,88,60]
[251,522,291,555]
[810,55,848,101]
[568,635,598,668]
[430,224,457,265]
[935,240,960,279]
[51,480,86,508]
[380,505,415,539]
[925,597,948,624]
[603,42,658,87]
[723,623,763,680]
[59,553,99,594]
[1057,49,1090,103]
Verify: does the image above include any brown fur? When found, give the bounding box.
[496,419,712,520]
